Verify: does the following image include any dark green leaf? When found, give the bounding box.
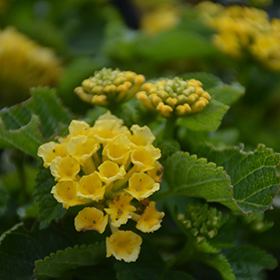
[196,144,280,213]
[0,87,71,157]
[177,100,229,131]
[163,152,241,212]
[0,187,9,216]
[34,243,106,279]
[227,246,277,280]
[203,254,235,280]
[0,223,77,280]
[115,239,165,280]
[163,270,194,280]
[33,165,66,229]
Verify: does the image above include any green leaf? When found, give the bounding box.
[139,29,217,62]
[196,144,280,213]
[115,239,165,280]
[34,243,106,279]
[163,270,194,280]
[163,152,240,212]
[33,165,66,229]
[208,83,245,106]
[203,254,235,280]
[177,100,229,131]
[0,87,71,157]
[180,72,223,91]
[226,246,277,280]
[0,187,9,216]
[0,223,78,280]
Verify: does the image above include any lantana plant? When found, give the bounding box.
[0,66,279,280]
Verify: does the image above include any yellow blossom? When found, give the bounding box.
[137,77,210,117]
[105,193,136,227]
[106,230,142,262]
[51,181,85,209]
[131,145,161,172]
[68,120,92,137]
[146,161,163,183]
[102,134,132,166]
[77,173,106,202]
[75,207,108,233]
[126,173,160,200]
[50,156,80,181]
[136,201,165,233]
[129,124,156,146]
[74,68,145,107]
[96,160,126,185]
[37,141,68,168]
[91,118,130,145]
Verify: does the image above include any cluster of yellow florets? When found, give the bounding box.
[74,68,146,107]
[0,27,62,104]
[38,111,164,262]
[136,77,211,118]
[197,1,280,70]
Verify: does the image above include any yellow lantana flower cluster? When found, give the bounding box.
[197,1,280,70]
[136,77,211,118]
[0,27,62,105]
[38,111,164,263]
[74,68,145,107]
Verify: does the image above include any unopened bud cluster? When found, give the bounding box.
[137,77,211,118]
[75,68,145,107]
[178,203,227,244]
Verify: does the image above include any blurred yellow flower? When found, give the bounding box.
[0,27,62,106]
[106,230,142,262]
[38,110,164,262]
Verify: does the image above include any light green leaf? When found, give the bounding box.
[196,144,280,213]
[208,83,245,106]
[180,72,223,91]
[0,87,71,157]
[33,165,66,229]
[34,243,106,279]
[139,29,217,62]
[177,100,229,131]
[226,246,277,280]
[203,254,235,280]
[163,152,241,212]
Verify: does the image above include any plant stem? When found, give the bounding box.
[163,116,177,139]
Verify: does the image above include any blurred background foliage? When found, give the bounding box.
[1,0,280,278]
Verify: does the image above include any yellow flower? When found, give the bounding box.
[146,161,163,183]
[50,156,80,181]
[102,134,132,166]
[51,181,85,209]
[131,145,161,172]
[74,68,145,107]
[96,160,126,185]
[129,124,156,146]
[126,173,160,200]
[105,193,136,227]
[75,207,108,233]
[38,141,68,168]
[66,135,100,173]
[137,78,210,117]
[136,201,165,233]
[106,230,142,262]
[0,27,62,106]
[92,118,130,145]
[68,120,92,137]
[77,173,106,202]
